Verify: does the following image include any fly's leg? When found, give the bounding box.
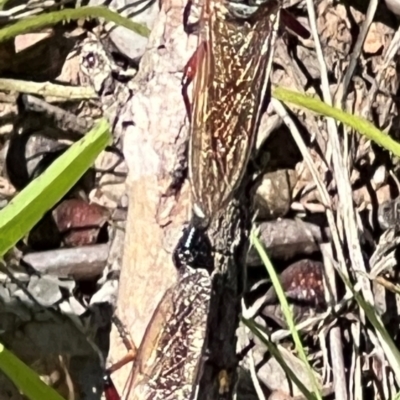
[103,373,120,400]
[107,316,137,374]
[103,316,138,400]
[181,41,207,121]
[181,0,207,120]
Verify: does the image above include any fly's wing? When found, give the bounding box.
[128,269,211,400]
[189,0,281,223]
[189,32,215,223]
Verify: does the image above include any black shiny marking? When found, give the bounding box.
[173,221,214,273]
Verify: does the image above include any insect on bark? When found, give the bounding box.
[104,0,283,398]
[174,0,282,270]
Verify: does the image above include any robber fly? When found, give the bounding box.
[106,0,283,398]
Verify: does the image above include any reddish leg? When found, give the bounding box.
[103,317,138,400]
[182,41,207,122]
[103,373,121,400]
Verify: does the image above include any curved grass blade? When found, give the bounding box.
[0,6,150,43]
[0,118,111,257]
[0,343,65,400]
[241,317,317,400]
[250,230,323,400]
[273,87,400,157]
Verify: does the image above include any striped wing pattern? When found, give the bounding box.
[189,0,281,224]
[129,269,211,400]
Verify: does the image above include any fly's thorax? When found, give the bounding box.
[173,210,214,272]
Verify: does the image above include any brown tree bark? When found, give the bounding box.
[110,0,198,393]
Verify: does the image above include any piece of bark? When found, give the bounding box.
[115,0,196,389]
[80,0,199,394]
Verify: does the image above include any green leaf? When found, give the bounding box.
[0,119,111,257]
[0,6,150,43]
[0,0,10,11]
[338,269,400,380]
[273,87,400,157]
[250,231,322,400]
[0,343,65,400]
[242,317,317,400]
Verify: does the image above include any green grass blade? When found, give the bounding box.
[0,118,111,257]
[273,86,400,382]
[250,230,322,400]
[0,343,65,400]
[339,270,400,380]
[242,317,317,400]
[0,6,150,43]
[273,87,400,157]
[0,0,10,10]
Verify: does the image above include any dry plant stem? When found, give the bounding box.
[307,0,373,318]
[309,0,400,383]
[335,0,378,106]
[349,322,362,400]
[362,25,400,119]
[368,330,392,398]
[269,314,330,343]
[22,244,109,280]
[0,78,96,99]
[281,3,353,284]
[321,244,347,400]
[0,0,55,19]
[271,98,348,281]
[384,25,400,67]
[22,94,91,136]
[305,0,338,167]
[59,355,74,400]
[248,344,266,400]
